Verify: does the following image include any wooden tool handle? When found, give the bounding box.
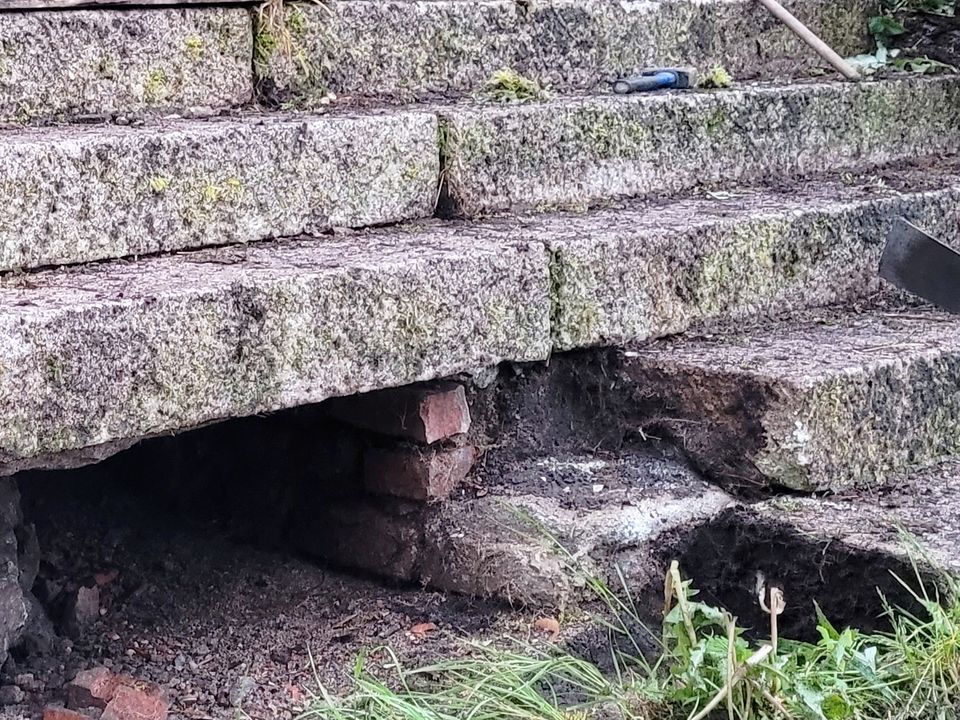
[756,0,863,80]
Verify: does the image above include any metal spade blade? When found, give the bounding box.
[879,218,960,314]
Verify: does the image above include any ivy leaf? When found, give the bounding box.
[869,14,906,42]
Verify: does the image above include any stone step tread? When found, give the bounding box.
[449,156,960,350]
[1,76,955,273]
[438,75,960,216]
[3,161,960,475]
[622,305,960,492]
[0,8,253,123]
[261,0,871,104]
[0,111,439,272]
[755,459,960,573]
[0,233,552,476]
[629,309,960,382]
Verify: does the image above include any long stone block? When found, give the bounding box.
[257,0,872,102]
[0,9,252,122]
[0,235,550,474]
[619,309,960,492]
[440,76,960,216]
[546,164,960,349]
[0,112,438,271]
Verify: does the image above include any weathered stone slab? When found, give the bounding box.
[0,8,252,122]
[382,161,960,350]
[547,164,960,349]
[440,76,960,216]
[258,0,872,103]
[753,459,960,574]
[0,112,438,271]
[0,235,550,474]
[620,309,960,492]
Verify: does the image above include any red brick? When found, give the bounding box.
[363,445,476,501]
[327,382,470,444]
[44,708,91,720]
[67,667,120,709]
[101,683,169,720]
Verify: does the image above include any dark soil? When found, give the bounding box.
[897,12,960,69]
[671,507,924,641]
[3,471,535,720]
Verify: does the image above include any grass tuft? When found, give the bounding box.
[700,66,733,89]
[301,532,960,720]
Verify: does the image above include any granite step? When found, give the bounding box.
[258,0,872,104]
[439,76,960,216]
[619,307,960,492]
[0,111,438,272]
[3,164,960,473]
[0,8,253,123]
[0,233,550,476]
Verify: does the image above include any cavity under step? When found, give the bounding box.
[677,458,960,639]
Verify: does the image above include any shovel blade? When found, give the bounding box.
[880,218,960,314]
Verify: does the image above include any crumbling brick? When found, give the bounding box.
[327,382,471,444]
[363,445,476,501]
[101,683,169,720]
[43,708,90,720]
[67,667,120,709]
[68,668,168,720]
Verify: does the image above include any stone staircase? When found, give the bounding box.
[3,0,960,687]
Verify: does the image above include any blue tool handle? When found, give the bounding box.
[612,71,678,94]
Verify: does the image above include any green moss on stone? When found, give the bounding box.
[143,68,169,104]
[549,247,602,349]
[148,176,171,194]
[45,357,64,386]
[686,220,790,316]
[254,28,279,72]
[185,35,204,59]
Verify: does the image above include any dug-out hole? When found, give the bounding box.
[6,401,509,719]
[673,507,925,642]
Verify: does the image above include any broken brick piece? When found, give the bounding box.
[43,708,91,720]
[364,445,476,501]
[327,382,470,444]
[101,683,169,720]
[68,667,120,709]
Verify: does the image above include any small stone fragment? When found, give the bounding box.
[0,683,25,704]
[62,587,101,638]
[228,675,257,708]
